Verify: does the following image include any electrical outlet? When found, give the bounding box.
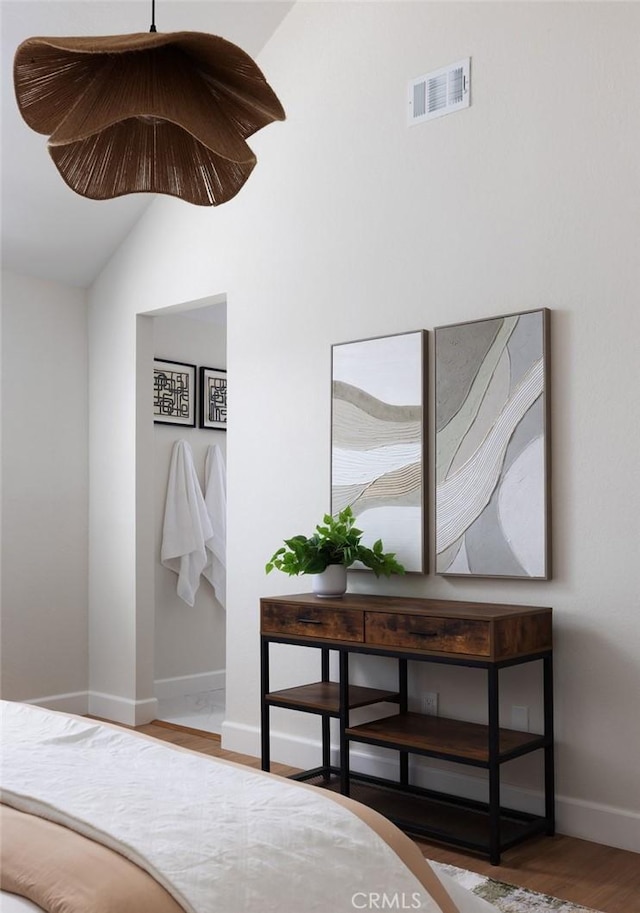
[511,705,529,731]
[422,692,439,716]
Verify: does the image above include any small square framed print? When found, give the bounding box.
[153,358,196,426]
[200,366,227,430]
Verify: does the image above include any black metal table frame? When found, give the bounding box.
[261,633,555,865]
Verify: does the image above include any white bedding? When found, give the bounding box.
[0,702,497,913]
[0,896,42,913]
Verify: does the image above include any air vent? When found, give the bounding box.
[408,58,470,125]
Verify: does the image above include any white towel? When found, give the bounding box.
[202,444,227,608]
[161,440,213,607]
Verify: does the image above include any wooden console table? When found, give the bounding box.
[260,592,554,865]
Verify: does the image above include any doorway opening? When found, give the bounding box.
[142,295,227,735]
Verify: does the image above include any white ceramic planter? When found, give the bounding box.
[311,565,347,598]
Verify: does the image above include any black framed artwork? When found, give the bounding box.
[153,358,197,426]
[199,366,227,430]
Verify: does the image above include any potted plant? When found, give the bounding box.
[265,506,405,597]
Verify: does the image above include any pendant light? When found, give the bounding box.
[13,2,285,206]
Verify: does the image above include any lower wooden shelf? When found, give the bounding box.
[265,681,399,715]
[300,770,549,856]
[346,712,545,765]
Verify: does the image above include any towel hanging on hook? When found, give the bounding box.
[161,440,213,606]
[202,444,227,609]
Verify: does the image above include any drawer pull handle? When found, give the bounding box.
[297,617,324,625]
[413,631,438,638]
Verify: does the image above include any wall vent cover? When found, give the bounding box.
[408,58,470,125]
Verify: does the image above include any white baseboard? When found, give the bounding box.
[25,691,89,716]
[555,795,640,854]
[221,719,317,763]
[222,721,640,855]
[220,719,261,754]
[154,669,226,701]
[22,690,155,726]
[24,678,228,728]
[87,691,158,726]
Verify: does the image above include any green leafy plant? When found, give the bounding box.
[265,506,405,578]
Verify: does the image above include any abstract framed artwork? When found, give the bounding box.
[434,308,550,579]
[199,366,227,430]
[153,358,196,426]
[331,330,428,573]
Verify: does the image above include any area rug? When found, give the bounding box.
[431,862,602,913]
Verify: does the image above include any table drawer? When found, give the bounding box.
[365,612,490,656]
[262,603,364,642]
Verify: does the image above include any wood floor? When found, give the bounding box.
[137,721,640,913]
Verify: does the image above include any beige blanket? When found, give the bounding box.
[1,805,184,913]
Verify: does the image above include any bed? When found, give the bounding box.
[0,701,498,913]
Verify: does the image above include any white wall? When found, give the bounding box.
[86,3,640,852]
[1,270,88,712]
[153,310,227,692]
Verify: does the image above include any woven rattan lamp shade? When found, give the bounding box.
[14,31,285,205]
